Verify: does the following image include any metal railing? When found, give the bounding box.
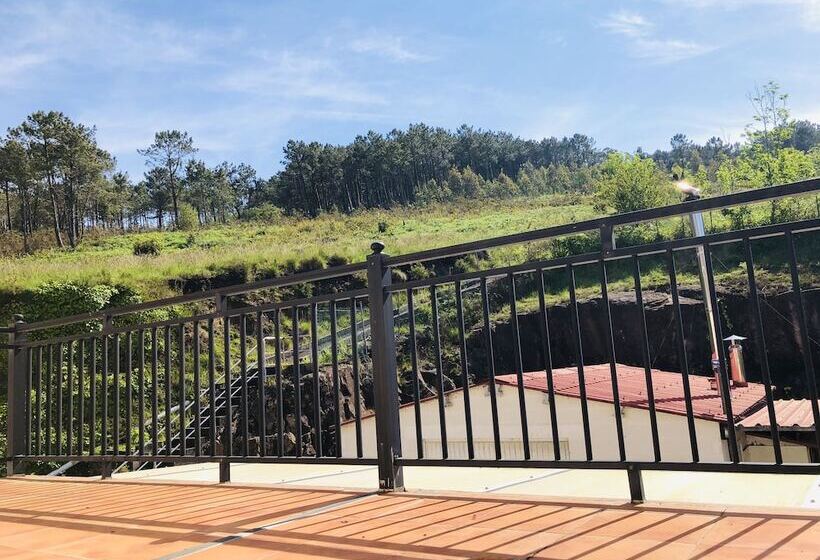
[5,177,820,501]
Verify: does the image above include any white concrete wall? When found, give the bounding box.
[740,434,811,463]
[340,383,730,463]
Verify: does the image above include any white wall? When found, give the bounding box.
[740,433,811,463]
[340,383,729,463]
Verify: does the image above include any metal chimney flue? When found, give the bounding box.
[724,335,748,387]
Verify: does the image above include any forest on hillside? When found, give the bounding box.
[2,82,819,257]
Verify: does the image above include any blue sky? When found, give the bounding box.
[1,0,819,178]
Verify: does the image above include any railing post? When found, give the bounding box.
[215,293,231,483]
[627,464,644,503]
[600,224,615,257]
[367,241,403,492]
[6,315,26,475]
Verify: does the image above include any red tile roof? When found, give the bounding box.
[737,399,819,431]
[496,363,768,422]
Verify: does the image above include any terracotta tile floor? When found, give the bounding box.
[0,478,818,559]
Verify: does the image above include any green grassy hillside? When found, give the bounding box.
[0,195,596,300]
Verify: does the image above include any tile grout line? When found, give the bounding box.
[153,491,379,560]
[483,469,570,493]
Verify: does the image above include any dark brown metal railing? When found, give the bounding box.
[5,177,820,501]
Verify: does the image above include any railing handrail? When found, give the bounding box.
[385,176,820,266]
[14,177,820,333]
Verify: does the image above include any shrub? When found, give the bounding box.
[177,203,199,231]
[593,152,673,213]
[133,239,161,256]
[245,203,283,223]
[326,254,350,268]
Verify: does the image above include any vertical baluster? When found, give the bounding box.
[568,264,593,461]
[293,307,302,457]
[46,345,53,456]
[430,284,448,459]
[179,323,186,456]
[667,249,699,462]
[330,301,341,458]
[785,231,820,453]
[193,321,202,457]
[481,277,502,460]
[407,289,423,458]
[90,339,97,456]
[350,299,363,458]
[138,330,145,456]
[310,303,322,457]
[113,333,120,456]
[507,273,530,460]
[56,341,63,455]
[164,325,172,457]
[151,327,159,457]
[208,319,216,456]
[239,315,249,457]
[599,260,626,461]
[102,335,108,455]
[78,339,84,456]
[35,346,43,456]
[256,311,265,457]
[126,332,132,456]
[455,280,475,459]
[273,309,284,457]
[633,255,661,462]
[223,314,232,457]
[744,239,782,464]
[25,347,32,456]
[536,270,561,461]
[66,341,73,457]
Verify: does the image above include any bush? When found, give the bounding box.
[20,281,142,338]
[177,203,199,231]
[593,152,673,213]
[245,203,283,223]
[133,239,161,256]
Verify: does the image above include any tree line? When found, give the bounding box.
[2,82,820,253]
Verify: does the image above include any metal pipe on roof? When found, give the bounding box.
[675,180,721,389]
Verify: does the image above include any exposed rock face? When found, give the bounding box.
[469,288,820,398]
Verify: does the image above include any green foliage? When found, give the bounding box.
[244,203,283,223]
[593,152,673,213]
[176,202,199,231]
[133,238,161,256]
[19,281,141,338]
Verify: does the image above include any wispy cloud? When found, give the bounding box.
[600,10,716,64]
[350,32,431,62]
[599,11,653,38]
[217,51,386,105]
[665,0,820,30]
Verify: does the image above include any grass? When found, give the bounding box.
[0,196,597,299]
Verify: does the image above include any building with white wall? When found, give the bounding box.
[340,363,774,463]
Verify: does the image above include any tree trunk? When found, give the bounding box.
[48,185,64,248]
[3,180,11,231]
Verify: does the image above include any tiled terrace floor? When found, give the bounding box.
[0,477,819,560]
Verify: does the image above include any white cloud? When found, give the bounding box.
[349,32,430,62]
[666,0,820,30]
[599,11,654,38]
[217,51,386,105]
[600,10,716,64]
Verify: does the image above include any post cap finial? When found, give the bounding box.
[371,241,385,254]
[12,314,24,323]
